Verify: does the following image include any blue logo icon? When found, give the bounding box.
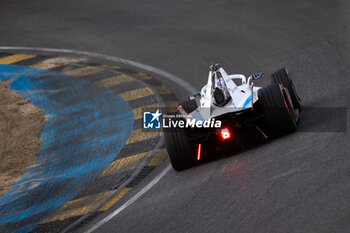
[143,110,162,129]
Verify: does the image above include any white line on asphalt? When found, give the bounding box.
[86,164,172,233]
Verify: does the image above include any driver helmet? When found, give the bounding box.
[212,71,231,107]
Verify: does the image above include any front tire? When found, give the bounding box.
[271,68,301,110]
[258,83,297,136]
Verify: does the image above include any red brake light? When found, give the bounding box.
[197,144,202,161]
[220,128,231,140]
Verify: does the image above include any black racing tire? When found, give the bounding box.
[164,121,196,171]
[258,83,297,136]
[271,68,301,110]
[180,99,198,114]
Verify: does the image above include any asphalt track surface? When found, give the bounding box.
[1,0,349,232]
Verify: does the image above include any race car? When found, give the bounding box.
[164,64,301,171]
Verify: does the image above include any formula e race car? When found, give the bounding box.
[164,64,301,171]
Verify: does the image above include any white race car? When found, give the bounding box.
[164,64,301,171]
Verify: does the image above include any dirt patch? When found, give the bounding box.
[0,81,44,199]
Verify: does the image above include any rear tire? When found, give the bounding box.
[164,120,196,171]
[258,83,297,136]
[271,68,301,109]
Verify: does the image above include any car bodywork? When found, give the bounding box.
[164,64,301,170]
[178,64,264,128]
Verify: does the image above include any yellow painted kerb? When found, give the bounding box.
[98,188,132,211]
[147,148,168,167]
[119,87,154,102]
[101,151,151,177]
[41,191,114,223]
[131,72,153,80]
[133,103,160,120]
[0,54,36,64]
[64,66,104,77]
[95,74,133,88]
[126,128,162,145]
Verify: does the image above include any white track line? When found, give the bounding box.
[86,164,172,233]
[0,47,196,232]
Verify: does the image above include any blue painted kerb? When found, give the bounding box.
[0,64,134,232]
